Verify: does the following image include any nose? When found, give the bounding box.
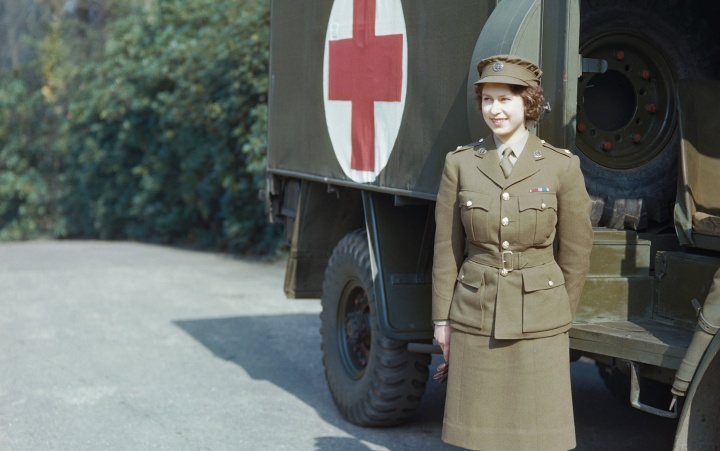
[489,100,502,114]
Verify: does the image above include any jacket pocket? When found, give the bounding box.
[449,260,486,329]
[521,262,571,333]
[518,194,558,245]
[458,191,492,242]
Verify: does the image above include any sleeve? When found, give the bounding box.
[556,154,593,316]
[432,152,466,321]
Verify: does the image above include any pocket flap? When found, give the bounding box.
[518,194,557,212]
[522,263,565,292]
[457,261,485,289]
[458,191,491,211]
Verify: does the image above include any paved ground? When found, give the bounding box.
[0,241,677,450]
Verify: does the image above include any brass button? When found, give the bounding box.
[501,217,509,226]
[466,200,473,207]
[502,192,510,201]
[502,241,509,249]
[548,280,554,287]
[500,269,508,276]
[541,202,547,209]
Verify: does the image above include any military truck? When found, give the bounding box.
[265,0,720,448]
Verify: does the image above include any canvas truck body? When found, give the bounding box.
[266,0,720,447]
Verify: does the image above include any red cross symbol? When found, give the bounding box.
[328,0,404,172]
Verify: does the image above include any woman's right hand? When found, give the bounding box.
[434,324,452,362]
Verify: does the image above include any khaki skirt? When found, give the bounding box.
[442,330,575,451]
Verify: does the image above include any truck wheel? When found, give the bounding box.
[320,229,430,426]
[577,0,719,229]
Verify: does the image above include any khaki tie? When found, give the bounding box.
[499,145,514,178]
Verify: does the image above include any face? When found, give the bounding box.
[480,83,526,142]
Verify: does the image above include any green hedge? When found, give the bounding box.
[0,66,66,240]
[0,0,279,254]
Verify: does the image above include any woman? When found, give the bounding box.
[432,55,593,450]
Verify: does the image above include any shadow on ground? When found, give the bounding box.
[174,314,453,451]
[175,314,678,451]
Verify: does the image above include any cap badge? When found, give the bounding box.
[492,61,504,72]
[476,147,487,155]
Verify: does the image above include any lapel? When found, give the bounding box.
[474,135,506,189]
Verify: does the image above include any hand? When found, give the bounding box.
[433,361,449,384]
[434,324,452,362]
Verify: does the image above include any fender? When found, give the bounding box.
[363,190,434,341]
[673,332,720,450]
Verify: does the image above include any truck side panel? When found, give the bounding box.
[268,0,494,197]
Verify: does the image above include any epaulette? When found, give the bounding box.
[540,139,573,158]
[452,138,484,153]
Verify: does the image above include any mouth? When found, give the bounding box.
[491,118,507,126]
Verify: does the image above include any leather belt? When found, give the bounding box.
[466,243,554,272]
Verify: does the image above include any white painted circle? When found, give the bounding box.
[322,0,408,184]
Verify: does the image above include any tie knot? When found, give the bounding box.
[502,146,513,159]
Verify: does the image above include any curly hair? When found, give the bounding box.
[474,84,546,123]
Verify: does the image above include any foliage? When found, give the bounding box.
[0,65,66,240]
[0,0,279,254]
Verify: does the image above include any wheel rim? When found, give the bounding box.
[577,31,676,169]
[337,281,371,380]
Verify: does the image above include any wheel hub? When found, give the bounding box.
[338,285,371,378]
[577,31,676,169]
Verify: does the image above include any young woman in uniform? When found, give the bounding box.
[432,54,593,450]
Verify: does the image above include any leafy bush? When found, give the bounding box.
[0,65,66,240]
[0,0,279,254]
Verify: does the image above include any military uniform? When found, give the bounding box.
[432,55,593,451]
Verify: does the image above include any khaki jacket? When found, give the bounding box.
[432,133,593,339]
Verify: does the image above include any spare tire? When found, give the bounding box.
[577,0,720,229]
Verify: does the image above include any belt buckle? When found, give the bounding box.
[501,250,514,274]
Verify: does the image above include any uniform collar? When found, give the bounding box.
[475,133,545,189]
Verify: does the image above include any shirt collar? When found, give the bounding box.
[494,129,530,157]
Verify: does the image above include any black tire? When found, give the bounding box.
[320,229,430,426]
[577,0,720,229]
